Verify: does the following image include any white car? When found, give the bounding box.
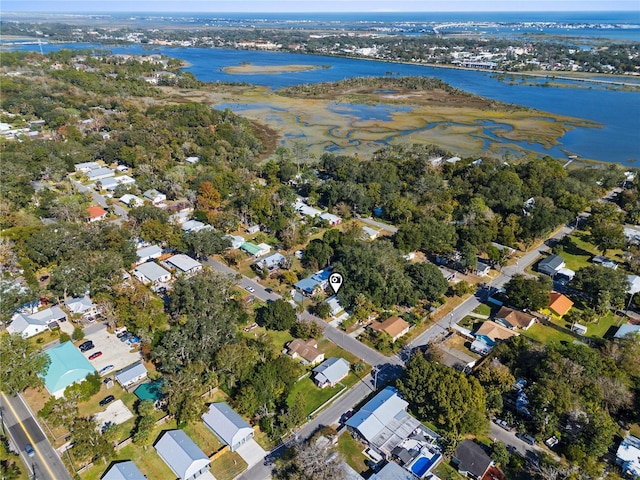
[99,365,114,375]
[245,286,255,293]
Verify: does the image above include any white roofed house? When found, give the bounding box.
[165,254,203,276]
[74,161,100,173]
[115,362,148,389]
[7,306,67,338]
[224,234,245,250]
[202,402,254,452]
[143,189,166,206]
[132,262,171,286]
[255,253,285,272]
[361,226,380,241]
[319,212,342,226]
[135,245,163,264]
[154,430,211,480]
[119,194,144,208]
[312,357,350,389]
[87,167,116,181]
[65,295,97,315]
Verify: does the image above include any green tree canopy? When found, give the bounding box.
[0,334,50,395]
[257,299,297,331]
[504,274,551,311]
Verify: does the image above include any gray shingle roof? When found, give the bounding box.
[101,461,146,480]
[312,357,350,385]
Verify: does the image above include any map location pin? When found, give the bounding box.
[329,273,344,294]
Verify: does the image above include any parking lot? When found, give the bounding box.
[82,326,142,376]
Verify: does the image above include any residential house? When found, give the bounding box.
[115,363,148,389]
[475,260,491,277]
[7,306,67,338]
[446,156,461,164]
[132,262,171,286]
[294,268,332,296]
[120,194,144,208]
[143,189,166,206]
[101,461,146,480]
[256,253,285,272]
[319,212,342,225]
[246,225,261,235]
[490,242,516,257]
[169,209,191,225]
[135,245,163,264]
[165,254,203,275]
[470,337,495,356]
[452,440,493,480]
[285,338,325,365]
[628,275,640,295]
[312,357,350,388]
[99,175,135,191]
[494,306,537,330]
[624,225,640,245]
[537,255,565,276]
[74,161,100,173]
[185,156,200,164]
[240,242,271,258]
[361,226,380,241]
[616,434,640,479]
[346,386,426,458]
[614,324,640,340]
[181,220,210,233]
[474,321,518,343]
[325,295,344,317]
[370,461,417,480]
[65,295,97,315]
[592,255,618,269]
[293,200,322,218]
[549,292,573,316]
[154,430,211,480]
[224,234,245,249]
[87,205,108,222]
[86,167,115,181]
[369,316,410,342]
[202,402,254,452]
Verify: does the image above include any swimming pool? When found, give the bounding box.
[411,453,441,478]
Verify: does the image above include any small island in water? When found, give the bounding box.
[222,62,330,74]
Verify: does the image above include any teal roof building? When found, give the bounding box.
[43,341,96,398]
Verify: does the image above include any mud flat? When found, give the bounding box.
[222,63,329,74]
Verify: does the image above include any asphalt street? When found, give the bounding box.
[0,392,72,480]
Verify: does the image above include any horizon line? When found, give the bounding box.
[2,9,639,14]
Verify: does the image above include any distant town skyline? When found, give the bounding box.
[2,0,639,13]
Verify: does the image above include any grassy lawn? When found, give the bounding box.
[287,374,345,417]
[444,334,481,360]
[458,316,482,330]
[560,231,625,272]
[0,441,30,480]
[317,339,369,366]
[337,432,369,476]
[210,450,247,480]
[241,326,294,355]
[432,460,466,480]
[544,309,623,340]
[184,422,225,456]
[252,427,276,451]
[522,322,578,345]
[630,424,640,438]
[80,419,180,480]
[472,303,493,317]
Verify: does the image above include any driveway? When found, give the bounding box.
[236,439,267,468]
[81,326,142,375]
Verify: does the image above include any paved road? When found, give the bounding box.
[0,392,73,480]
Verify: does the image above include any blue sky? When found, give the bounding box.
[2,0,639,13]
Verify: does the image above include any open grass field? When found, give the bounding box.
[522,322,578,345]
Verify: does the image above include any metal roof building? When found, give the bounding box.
[154,430,210,480]
[42,341,96,398]
[101,461,146,480]
[202,402,254,452]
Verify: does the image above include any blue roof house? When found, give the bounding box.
[154,430,210,480]
[202,402,254,452]
[43,341,96,398]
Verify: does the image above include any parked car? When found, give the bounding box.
[88,351,102,360]
[78,341,94,352]
[516,432,537,445]
[99,395,115,406]
[245,286,255,293]
[25,444,35,457]
[99,365,114,375]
